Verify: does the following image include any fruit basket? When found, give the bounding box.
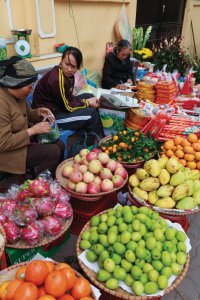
[6,206,73,249]
[56,158,128,201]
[0,261,96,299]
[76,207,191,299]
[0,224,6,258]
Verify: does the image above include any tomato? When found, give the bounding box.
[7,279,23,300]
[14,282,38,300]
[60,267,76,291]
[0,281,9,300]
[25,260,49,286]
[71,278,91,299]
[15,266,26,280]
[44,270,67,297]
[57,295,75,300]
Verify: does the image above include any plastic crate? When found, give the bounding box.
[70,192,117,235]
[70,196,102,214]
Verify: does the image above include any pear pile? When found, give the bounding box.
[129,157,200,210]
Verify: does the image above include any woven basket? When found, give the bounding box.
[6,204,73,249]
[0,261,96,299]
[0,224,6,258]
[76,209,190,300]
[56,158,128,200]
[128,185,200,216]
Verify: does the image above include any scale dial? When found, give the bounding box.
[15,40,31,57]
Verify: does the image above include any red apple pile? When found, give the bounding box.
[62,148,127,194]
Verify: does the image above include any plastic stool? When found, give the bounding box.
[59,130,75,158]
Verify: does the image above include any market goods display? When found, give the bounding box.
[0,260,95,299]
[125,108,151,131]
[77,205,190,298]
[129,157,200,213]
[137,81,156,102]
[99,129,161,164]
[162,133,200,170]
[0,225,6,259]
[0,178,73,248]
[56,148,128,197]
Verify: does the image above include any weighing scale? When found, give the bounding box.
[11,29,32,58]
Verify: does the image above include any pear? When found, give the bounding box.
[184,168,193,180]
[158,169,170,185]
[185,180,195,196]
[155,197,176,209]
[166,158,181,174]
[176,197,196,210]
[192,190,200,205]
[129,174,140,187]
[157,156,168,169]
[135,168,149,180]
[144,159,161,177]
[193,180,200,193]
[190,170,200,180]
[170,171,185,186]
[148,191,159,205]
[172,183,189,201]
[140,177,160,192]
[133,187,148,201]
[157,185,174,197]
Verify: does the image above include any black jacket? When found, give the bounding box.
[101,49,133,89]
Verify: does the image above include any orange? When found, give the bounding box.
[54,263,71,271]
[195,152,200,161]
[192,143,200,152]
[181,139,191,147]
[45,261,55,274]
[163,140,174,150]
[60,267,76,291]
[196,162,200,169]
[58,295,75,300]
[38,296,56,300]
[44,271,67,298]
[187,133,198,143]
[7,279,23,300]
[25,260,49,286]
[15,266,27,280]
[71,278,92,300]
[173,136,183,145]
[175,150,184,158]
[38,286,47,297]
[184,154,195,161]
[176,145,183,150]
[14,282,38,300]
[0,281,10,300]
[165,150,174,157]
[183,146,194,154]
[187,161,197,170]
[179,159,187,167]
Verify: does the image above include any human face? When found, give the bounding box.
[117,47,131,61]
[8,84,33,99]
[61,53,78,77]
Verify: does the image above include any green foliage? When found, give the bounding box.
[132,26,152,54]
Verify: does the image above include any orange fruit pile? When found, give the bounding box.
[163,133,200,170]
[0,261,93,300]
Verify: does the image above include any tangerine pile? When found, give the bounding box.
[0,260,93,300]
[162,133,200,170]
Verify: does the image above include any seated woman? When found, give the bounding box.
[32,46,104,139]
[101,39,133,90]
[0,56,64,178]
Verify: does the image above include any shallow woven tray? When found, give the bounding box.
[99,136,155,166]
[0,261,96,299]
[128,185,200,216]
[0,224,6,258]
[6,204,73,249]
[76,209,190,300]
[56,158,128,200]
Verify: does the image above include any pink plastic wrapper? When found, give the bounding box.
[15,189,33,202]
[0,210,8,224]
[54,202,72,220]
[32,197,55,217]
[1,199,18,216]
[3,220,21,244]
[41,215,63,236]
[28,179,50,197]
[13,204,38,225]
[50,181,70,203]
[21,221,43,245]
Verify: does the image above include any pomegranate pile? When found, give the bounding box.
[0,178,72,246]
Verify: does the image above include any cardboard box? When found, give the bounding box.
[5,230,70,266]
[99,108,126,135]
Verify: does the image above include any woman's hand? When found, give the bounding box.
[87,97,100,108]
[27,121,51,136]
[38,107,55,122]
[116,84,127,90]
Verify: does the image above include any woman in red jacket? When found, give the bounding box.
[32,47,104,140]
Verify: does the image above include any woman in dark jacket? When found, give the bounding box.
[32,47,104,138]
[101,39,133,90]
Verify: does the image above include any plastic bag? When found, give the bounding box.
[37,121,60,144]
[73,70,87,95]
[114,4,132,42]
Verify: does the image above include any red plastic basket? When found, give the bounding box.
[70,196,102,213]
[70,192,118,235]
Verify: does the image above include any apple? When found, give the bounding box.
[83,171,95,183]
[116,162,123,169]
[87,182,100,194]
[69,170,83,183]
[80,157,89,165]
[112,175,124,188]
[66,180,76,191]
[88,160,102,174]
[114,167,127,180]
[74,154,82,163]
[73,163,80,170]
[94,176,101,185]
[79,165,88,174]
[86,151,98,162]
[75,182,88,193]
[80,148,90,157]
[99,168,113,180]
[100,179,114,192]
[91,148,102,155]
[62,165,73,177]
[98,152,110,165]
[106,159,117,172]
